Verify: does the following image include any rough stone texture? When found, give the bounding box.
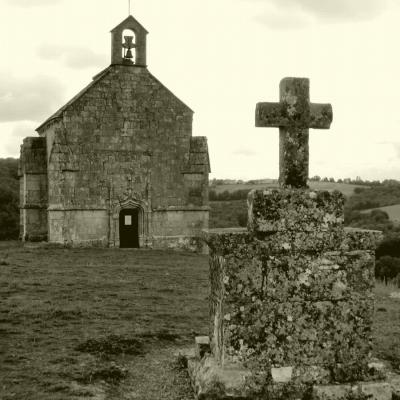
[187,355,253,399]
[255,78,333,188]
[193,188,384,399]
[111,15,148,67]
[18,137,48,241]
[195,336,211,359]
[19,16,210,249]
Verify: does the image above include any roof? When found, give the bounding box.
[36,66,111,133]
[110,15,148,34]
[36,65,193,133]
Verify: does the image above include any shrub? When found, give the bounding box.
[375,256,400,283]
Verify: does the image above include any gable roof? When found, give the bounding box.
[36,66,193,133]
[110,15,148,34]
[36,66,112,133]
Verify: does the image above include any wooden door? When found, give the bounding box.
[119,209,139,248]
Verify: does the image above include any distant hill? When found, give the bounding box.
[211,181,366,198]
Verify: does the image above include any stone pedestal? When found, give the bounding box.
[187,188,394,400]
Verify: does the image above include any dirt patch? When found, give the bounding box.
[76,335,146,356]
[79,362,128,384]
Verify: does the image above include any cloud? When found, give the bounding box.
[0,72,65,123]
[3,123,38,155]
[11,123,37,139]
[254,10,311,30]
[5,0,63,7]
[387,142,400,159]
[246,0,391,27]
[37,44,107,69]
[233,148,258,157]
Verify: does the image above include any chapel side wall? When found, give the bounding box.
[19,137,48,241]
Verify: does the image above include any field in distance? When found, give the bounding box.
[361,204,400,223]
[211,181,366,197]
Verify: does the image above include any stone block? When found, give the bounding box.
[271,367,293,383]
[205,224,378,380]
[312,384,352,400]
[247,188,345,233]
[187,355,253,399]
[359,382,392,400]
[195,336,211,359]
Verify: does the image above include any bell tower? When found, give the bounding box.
[111,15,148,67]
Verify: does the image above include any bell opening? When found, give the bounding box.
[122,29,136,64]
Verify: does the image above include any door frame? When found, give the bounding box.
[110,198,149,248]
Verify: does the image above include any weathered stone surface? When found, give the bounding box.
[312,384,352,400]
[195,336,211,359]
[202,188,381,387]
[187,355,253,399]
[255,77,333,188]
[19,16,210,249]
[248,188,345,233]
[359,382,392,400]
[19,137,48,241]
[271,367,293,383]
[388,373,400,400]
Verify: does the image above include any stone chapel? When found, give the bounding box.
[18,15,210,249]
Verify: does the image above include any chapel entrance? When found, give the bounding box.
[119,208,139,248]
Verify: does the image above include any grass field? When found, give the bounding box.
[1,243,400,399]
[212,181,365,197]
[0,243,209,400]
[209,200,246,228]
[361,204,400,223]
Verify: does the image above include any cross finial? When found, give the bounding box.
[255,77,333,188]
[128,0,131,15]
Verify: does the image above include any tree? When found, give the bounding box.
[375,256,400,284]
[0,158,19,240]
[376,235,400,259]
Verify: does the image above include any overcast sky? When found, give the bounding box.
[0,0,399,181]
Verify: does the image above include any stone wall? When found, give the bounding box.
[48,210,109,246]
[35,64,210,247]
[204,188,382,385]
[19,137,48,241]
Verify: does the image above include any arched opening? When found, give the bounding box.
[119,208,139,248]
[122,29,136,64]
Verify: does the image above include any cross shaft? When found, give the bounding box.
[255,78,333,188]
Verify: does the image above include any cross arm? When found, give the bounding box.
[309,103,333,129]
[255,102,288,128]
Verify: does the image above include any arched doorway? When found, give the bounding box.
[119,208,139,248]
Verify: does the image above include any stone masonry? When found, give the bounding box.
[187,78,392,400]
[19,15,210,249]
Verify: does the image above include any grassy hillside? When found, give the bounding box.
[212,181,366,197]
[209,200,246,228]
[0,245,399,399]
[361,204,400,223]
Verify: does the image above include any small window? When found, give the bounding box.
[125,215,132,225]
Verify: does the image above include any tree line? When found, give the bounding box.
[0,158,19,240]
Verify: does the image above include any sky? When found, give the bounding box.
[0,0,399,181]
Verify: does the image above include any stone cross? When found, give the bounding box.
[255,77,333,188]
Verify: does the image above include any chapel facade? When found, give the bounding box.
[18,15,210,249]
